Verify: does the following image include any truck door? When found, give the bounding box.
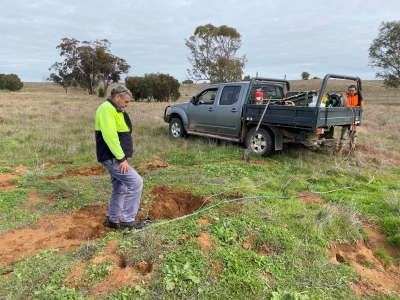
[214,85,243,136]
[188,87,219,133]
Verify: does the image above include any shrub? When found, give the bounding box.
[2,74,24,91]
[182,79,194,84]
[0,73,5,89]
[98,87,105,98]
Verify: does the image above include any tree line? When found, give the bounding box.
[4,20,399,95]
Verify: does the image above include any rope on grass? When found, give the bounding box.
[124,182,318,236]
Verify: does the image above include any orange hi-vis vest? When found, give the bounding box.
[346,93,364,109]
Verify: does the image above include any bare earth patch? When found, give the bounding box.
[0,174,18,191]
[45,165,107,180]
[197,232,213,252]
[0,204,110,267]
[64,240,154,297]
[0,183,207,267]
[196,218,214,226]
[19,189,56,212]
[296,191,325,204]
[133,155,172,171]
[329,225,400,297]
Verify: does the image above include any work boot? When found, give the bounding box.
[104,219,120,229]
[120,221,146,230]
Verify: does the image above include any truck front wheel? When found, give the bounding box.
[169,118,186,138]
[245,127,273,157]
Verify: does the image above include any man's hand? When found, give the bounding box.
[118,160,130,174]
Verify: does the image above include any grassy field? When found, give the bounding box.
[0,79,399,299]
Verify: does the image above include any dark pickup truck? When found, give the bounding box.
[163,74,363,157]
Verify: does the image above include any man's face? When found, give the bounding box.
[114,93,132,109]
[348,87,356,97]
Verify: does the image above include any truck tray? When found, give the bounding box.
[243,104,363,131]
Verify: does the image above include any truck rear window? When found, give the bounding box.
[219,86,241,105]
[263,85,284,99]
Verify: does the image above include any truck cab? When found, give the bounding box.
[164,80,285,140]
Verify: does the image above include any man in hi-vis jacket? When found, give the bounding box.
[95,86,144,230]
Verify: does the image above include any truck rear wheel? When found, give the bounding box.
[245,127,273,157]
[169,118,185,138]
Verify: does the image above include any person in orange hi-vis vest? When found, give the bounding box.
[336,84,364,156]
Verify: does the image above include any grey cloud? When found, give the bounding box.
[0,0,399,82]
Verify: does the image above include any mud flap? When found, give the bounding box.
[269,126,283,151]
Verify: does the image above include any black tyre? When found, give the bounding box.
[245,127,273,157]
[169,118,185,138]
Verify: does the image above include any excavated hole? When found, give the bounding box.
[134,261,154,275]
[117,255,127,269]
[336,253,346,263]
[140,186,205,220]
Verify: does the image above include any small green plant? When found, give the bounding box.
[0,167,11,174]
[83,262,113,286]
[374,249,393,268]
[388,234,400,247]
[362,260,375,269]
[162,262,200,291]
[271,289,309,300]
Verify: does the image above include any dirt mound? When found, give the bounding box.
[198,232,213,252]
[329,225,400,297]
[297,191,325,204]
[46,165,107,180]
[133,155,172,171]
[0,174,18,191]
[64,239,155,297]
[143,186,204,220]
[0,204,110,267]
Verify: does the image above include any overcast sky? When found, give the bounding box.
[0,0,399,83]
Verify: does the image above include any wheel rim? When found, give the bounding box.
[171,123,181,137]
[251,133,266,153]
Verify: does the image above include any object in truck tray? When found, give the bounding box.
[284,91,314,106]
[270,100,295,106]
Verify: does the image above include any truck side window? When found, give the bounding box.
[198,88,218,105]
[220,86,241,105]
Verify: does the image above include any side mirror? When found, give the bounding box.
[190,96,196,104]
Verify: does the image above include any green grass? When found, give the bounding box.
[1,83,400,299]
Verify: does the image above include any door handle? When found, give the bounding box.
[208,108,214,112]
[231,108,238,112]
